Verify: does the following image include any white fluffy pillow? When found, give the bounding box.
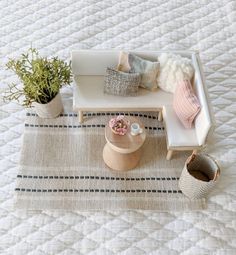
[157,53,194,93]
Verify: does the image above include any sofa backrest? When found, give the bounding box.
[191,53,215,146]
[71,50,214,145]
[71,50,196,76]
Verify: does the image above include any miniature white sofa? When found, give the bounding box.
[72,50,215,159]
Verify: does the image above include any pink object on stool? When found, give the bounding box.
[109,115,130,135]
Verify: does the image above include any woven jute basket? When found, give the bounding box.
[179,153,220,199]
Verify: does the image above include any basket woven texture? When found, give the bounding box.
[179,154,220,199]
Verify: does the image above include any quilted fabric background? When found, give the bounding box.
[0,0,236,254]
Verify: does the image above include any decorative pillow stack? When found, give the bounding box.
[173,80,201,128]
[103,51,200,129]
[118,52,160,91]
[158,53,194,93]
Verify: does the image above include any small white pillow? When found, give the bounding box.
[157,53,194,93]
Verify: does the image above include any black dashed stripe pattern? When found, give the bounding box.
[25,112,164,130]
[16,175,179,181]
[15,188,182,193]
[24,124,107,128]
[26,112,160,119]
[24,123,164,130]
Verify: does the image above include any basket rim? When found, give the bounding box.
[186,153,220,182]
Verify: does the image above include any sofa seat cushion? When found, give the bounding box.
[74,75,173,110]
[163,105,200,147]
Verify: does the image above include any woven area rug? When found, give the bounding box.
[15,112,205,210]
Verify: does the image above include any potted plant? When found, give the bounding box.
[5,48,72,118]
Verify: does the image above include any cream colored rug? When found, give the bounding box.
[15,112,205,210]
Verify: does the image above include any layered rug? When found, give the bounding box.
[15,112,205,211]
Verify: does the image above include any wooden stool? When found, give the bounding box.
[103,117,146,171]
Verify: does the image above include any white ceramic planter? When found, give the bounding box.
[32,93,63,118]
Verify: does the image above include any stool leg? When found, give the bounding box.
[166,150,173,160]
[79,111,83,123]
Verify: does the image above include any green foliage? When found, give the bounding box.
[5,48,72,106]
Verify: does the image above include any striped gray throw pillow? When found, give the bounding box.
[104,67,141,97]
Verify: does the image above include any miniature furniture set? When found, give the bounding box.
[72,50,215,162]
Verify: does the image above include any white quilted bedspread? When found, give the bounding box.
[1,0,236,254]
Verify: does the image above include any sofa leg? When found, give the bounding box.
[79,111,83,123]
[166,150,173,160]
[158,111,162,122]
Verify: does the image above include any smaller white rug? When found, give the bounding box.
[15,112,205,211]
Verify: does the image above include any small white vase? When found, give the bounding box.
[32,93,63,118]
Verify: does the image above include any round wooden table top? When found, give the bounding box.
[105,116,146,154]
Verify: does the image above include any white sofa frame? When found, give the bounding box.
[162,52,215,160]
[72,50,215,160]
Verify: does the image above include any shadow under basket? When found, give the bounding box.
[179,153,220,199]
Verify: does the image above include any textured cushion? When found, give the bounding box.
[173,80,201,129]
[163,105,199,147]
[104,67,141,96]
[129,53,159,91]
[158,53,194,93]
[118,52,159,91]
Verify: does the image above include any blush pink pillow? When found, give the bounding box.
[173,80,201,128]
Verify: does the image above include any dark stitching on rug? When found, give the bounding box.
[26,112,160,119]
[15,188,182,193]
[25,123,107,128]
[24,123,165,130]
[17,175,179,181]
